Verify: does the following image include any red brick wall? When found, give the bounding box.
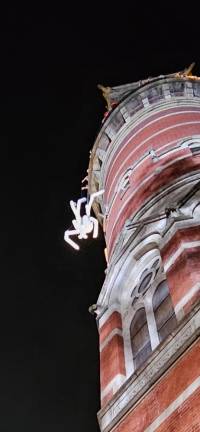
[101,390,114,408]
[99,312,122,345]
[112,340,200,432]
[105,107,200,202]
[162,226,200,263]
[157,386,200,431]
[166,247,200,312]
[99,312,126,405]
[160,226,200,316]
[100,334,125,391]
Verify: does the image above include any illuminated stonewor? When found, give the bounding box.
[87,66,200,432]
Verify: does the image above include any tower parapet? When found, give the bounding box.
[88,68,200,432]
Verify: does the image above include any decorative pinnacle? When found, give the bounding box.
[183,62,195,76]
[176,62,196,78]
[97,84,112,111]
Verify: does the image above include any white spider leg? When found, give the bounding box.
[90,217,99,238]
[86,189,104,217]
[72,218,78,230]
[70,198,87,223]
[70,201,80,224]
[64,229,80,250]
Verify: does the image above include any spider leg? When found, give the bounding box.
[90,217,99,238]
[70,198,86,224]
[86,189,104,216]
[64,229,80,250]
[70,201,79,221]
[76,197,87,214]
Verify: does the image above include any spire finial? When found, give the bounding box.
[97,84,112,110]
[183,62,195,76]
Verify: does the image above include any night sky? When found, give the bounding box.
[0,5,199,432]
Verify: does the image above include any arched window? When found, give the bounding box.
[153,281,177,343]
[130,308,152,370]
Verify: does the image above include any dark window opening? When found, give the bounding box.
[138,272,152,293]
[190,145,200,156]
[153,281,177,343]
[130,308,152,370]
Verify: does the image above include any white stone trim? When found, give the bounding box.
[184,81,194,98]
[98,304,121,328]
[163,83,171,99]
[100,328,123,353]
[144,376,200,431]
[101,374,126,401]
[164,240,200,272]
[180,136,200,148]
[145,298,160,350]
[175,282,200,316]
[120,106,131,122]
[142,97,150,108]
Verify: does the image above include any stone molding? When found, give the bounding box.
[98,303,200,432]
[106,171,200,267]
[164,240,200,272]
[101,374,126,401]
[100,328,123,353]
[175,282,200,317]
[96,188,200,313]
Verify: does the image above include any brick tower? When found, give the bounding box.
[88,66,200,432]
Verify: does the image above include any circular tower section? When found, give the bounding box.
[88,70,200,432]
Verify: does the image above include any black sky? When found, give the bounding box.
[0,4,199,431]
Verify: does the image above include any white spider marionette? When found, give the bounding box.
[64,189,104,250]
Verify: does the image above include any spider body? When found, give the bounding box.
[64,190,104,250]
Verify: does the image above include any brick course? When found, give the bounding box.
[167,247,200,311]
[107,156,200,256]
[99,312,122,344]
[100,334,126,391]
[156,387,200,432]
[112,341,200,432]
